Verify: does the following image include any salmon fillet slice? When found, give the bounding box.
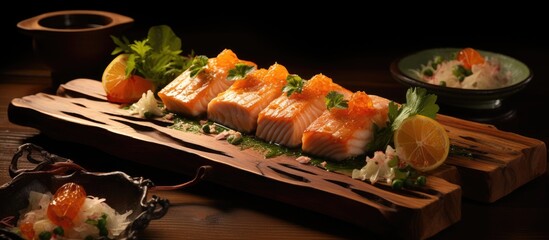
[158,49,255,117]
[256,74,351,148]
[302,93,390,161]
[207,63,289,133]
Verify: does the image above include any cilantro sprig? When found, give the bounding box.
[282,74,304,96]
[228,63,256,81]
[366,87,439,152]
[325,91,349,110]
[111,25,193,90]
[188,55,209,78]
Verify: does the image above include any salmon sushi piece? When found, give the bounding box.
[207,63,289,133]
[158,49,255,117]
[256,74,351,148]
[302,92,390,161]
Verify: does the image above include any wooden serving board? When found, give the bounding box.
[8,79,461,239]
[8,78,547,238]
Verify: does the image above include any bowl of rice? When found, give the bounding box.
[390,48,532,109]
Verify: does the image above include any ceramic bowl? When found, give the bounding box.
[390,48,532,109]
[17,10,134,88]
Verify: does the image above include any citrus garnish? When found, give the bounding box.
[394,114,449,172]
[102,54,155,104]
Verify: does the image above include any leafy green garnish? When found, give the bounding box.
[282,74,304,96]
[366,87,439,152]
[452,64,472,82]
[53,226,64,236]
[228,63,255,81]
[188,55,209,78]
[38,231,52,240]
[85,214,109,237]
[325,91,349,110]
[110,25,193,90]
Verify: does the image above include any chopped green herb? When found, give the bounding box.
[282,74,304,96]
[432,55,443,69]
[392,179,404,189]
[422,69,433,77]
[201,123,211,134]
[415,175,427,186]
[452,64,472,82]
[53,226,64,236]
[39,231,52,240]
[111,25,193,90]
[325,91,349,110]
[228,63,255,81]
[366,87,439,152]
[227,134,243,145]
[86,214,108,237]
[439,81,447,87]
[188,55,209,78]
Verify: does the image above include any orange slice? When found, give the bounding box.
[102,54,154,104]
[394,115,450,172]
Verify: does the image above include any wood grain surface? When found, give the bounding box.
[7,78,462,240]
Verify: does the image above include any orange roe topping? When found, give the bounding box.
[264,63,289,87]
[213,49,239,68]
[232,68,267,90]
[19,220,35,240]
[348,91,375,115]
[293,74,334,99]
[231,63,288,91]
[457,47,485,69]
[47,182,87,228]
[333,91,375,117]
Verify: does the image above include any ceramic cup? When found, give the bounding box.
[17,10,134,90]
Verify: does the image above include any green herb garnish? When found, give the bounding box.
[85,214,109,237]
[38,231,52,240]
[452,64,472,82]
[366,87,439,152]
[188,55,209,78]
[111,25,193,90]
[228,63,255,81]
[325,91,349,110]
[282,74,304,96]
[53,226,64,236]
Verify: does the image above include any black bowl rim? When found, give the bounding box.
[389,48,533,101]
[0,169,167,240]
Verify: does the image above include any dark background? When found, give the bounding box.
[3,1,547,75]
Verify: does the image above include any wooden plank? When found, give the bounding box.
[55,79,547,203]
[7,78,461,240]
[438,114,547,202]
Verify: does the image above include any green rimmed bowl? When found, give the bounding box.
[390,48,533,109]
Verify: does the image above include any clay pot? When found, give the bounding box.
[17,10,134,89]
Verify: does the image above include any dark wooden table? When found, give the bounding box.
[1,46,548,239]
[2,5,549,237]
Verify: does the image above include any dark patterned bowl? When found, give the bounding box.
[0,144,169,240]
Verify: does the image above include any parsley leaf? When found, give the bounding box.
[188,55,209,78]
[110,25,193,90]
[228,63,255,81]
[365,87,439,152]
[282,74,304,96]
[325,91,349,110]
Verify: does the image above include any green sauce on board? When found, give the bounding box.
[166,114,365,174]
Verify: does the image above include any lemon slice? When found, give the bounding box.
[102,54,154,104]
[394,115,450,172]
